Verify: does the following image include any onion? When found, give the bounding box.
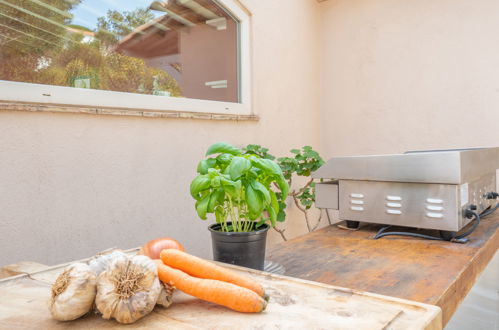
[141,237,185,259]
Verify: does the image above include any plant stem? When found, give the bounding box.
[228,197,239,232]
[222,206,230,232]
[311,209,323,231]
[292,194,312,232]
[294,178,314,196]
[273,227,288,241]
[244,220,251,232]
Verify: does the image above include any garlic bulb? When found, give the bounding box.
[49,263,97,321]
[88,250,126,275]
[156,282,175,308]
[95,254,161,324]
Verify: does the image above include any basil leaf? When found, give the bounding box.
[208,189,224,212]
[206,142,241,156]
[211,176,221,188]
[197,158,217,174]
[250,156,282,176]
[276,175,289,198]
[190,175,211,199]
[251,180,271,205]
[215,207,225,223]
[246,184,263,220]
[267,207,277,227]
[220,177,241,199]
[262,159,283,176]
[228,156,251,180]
[216,153,234,165]
[195,194,210,220]
[269,190,279,214]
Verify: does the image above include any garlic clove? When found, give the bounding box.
[88,250,127,275]
[96,255,161,324]
[49,263,97,321]
[156,282,175,308]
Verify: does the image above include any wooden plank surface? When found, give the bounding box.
[0,255,441,329]
[0,261,49,279]
[268,213,499,326]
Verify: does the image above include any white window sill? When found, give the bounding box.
[0,101,259,121]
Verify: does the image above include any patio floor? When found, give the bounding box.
[446,251,499,330]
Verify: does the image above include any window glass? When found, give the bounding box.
[0,0,239,103]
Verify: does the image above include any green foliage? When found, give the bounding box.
[0,0,82,58]
[242,144,276,160]
[0,4,181,97]
[0,0,82,81]
[95,8,154,47]
[243,144,324,222]
[190,142,289,232]
[278,146,324,179]
[277,146,324,215]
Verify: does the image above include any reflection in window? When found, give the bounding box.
[0,0,238,103]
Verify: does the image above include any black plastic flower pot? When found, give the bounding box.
[208,222,270,271]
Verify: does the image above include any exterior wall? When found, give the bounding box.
[319,0,499,156]
[0,0,321,266]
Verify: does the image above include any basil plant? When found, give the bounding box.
[190,142,289,232]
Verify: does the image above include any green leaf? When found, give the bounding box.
[206,142,241,156]
[267,207,277,227]
[251,180,271,204]
[262,159,283,176]
[207,168,219,178]
[277,209,286,222]
[276,175,289,198]
[208,189,224,212]
[216,153,234,165]
[250,156,282,176]
[243,144,276,160]
[256,217,267,227]
[246,184,263,220]
[211,176,221,188]
[228,157,251,180]
[190,175,211,199]
[195,194,210,220]
[197,158,217,174]
[215,207,225,223]
[270,190,279,214]
[220,177,242,199]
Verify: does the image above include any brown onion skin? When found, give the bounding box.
[141,238,185,259]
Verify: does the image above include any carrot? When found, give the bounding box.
[155,260,266,313]
[160,249,266,298]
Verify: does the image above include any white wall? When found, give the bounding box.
[0,0,321,266]
[319,0,499,156]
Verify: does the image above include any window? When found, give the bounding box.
[0,0,250,115]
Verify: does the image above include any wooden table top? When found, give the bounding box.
[268,214,499,326]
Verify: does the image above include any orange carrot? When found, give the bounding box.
[160,249,265,298]
[155,260,266,313]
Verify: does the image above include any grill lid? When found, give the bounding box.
[312,147,499,184]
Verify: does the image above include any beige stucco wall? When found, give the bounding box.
[0,0,321,266]
[319,0,499,156]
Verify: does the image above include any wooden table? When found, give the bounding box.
[268,214,499,326]
[0,251,441,329]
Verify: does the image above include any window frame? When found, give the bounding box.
[0,0,251,116]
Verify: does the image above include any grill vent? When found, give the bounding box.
[350,193,365,212]
[386,196,402,215]
[426,198,444,219]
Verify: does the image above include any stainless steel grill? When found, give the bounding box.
[313,147,499,233]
